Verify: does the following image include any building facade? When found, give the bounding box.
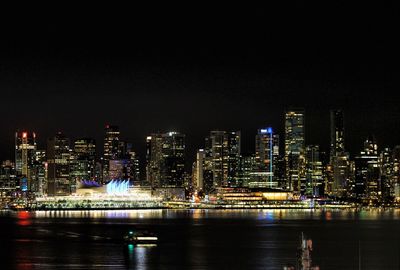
[285,109,306,193]
[47,132,71,196]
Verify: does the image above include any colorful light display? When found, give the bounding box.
[106,179,130,195]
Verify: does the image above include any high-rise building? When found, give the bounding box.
[0,160,17,198]
[205,131,241,188]
[126,143,140,186]
[146,132,186,188]
[194,149,206,190]
[354,136,379,202]
[47,132,71,196]
[379,148,393,203]
[330,110,345,161]
[32,150,47,195]
[103,125,120,182]
[70,138,96,184]
[285,109,306,193]
[160,132,185,187]
[108,159,133,180]
[15,131,37,191]
[206,131,228,188]
[254,127,279,188]
[146,134,163,187]
[329,110,350,197]
[392,146,400,201]
[227,131,241,187]
[331,152,350,197]
[238,154,257,188]
[305,145,324,197]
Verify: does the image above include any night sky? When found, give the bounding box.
[1,3,399,165]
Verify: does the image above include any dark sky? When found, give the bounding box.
[1,3,399,165]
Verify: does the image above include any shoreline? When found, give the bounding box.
[2,205,399,211]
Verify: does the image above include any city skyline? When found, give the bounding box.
[1,107,398,165]
[4,107,400,198]
[1,4,399,270]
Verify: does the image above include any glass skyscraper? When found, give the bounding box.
[284,109,305,193]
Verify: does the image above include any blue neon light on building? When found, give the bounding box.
[106,179,130,195]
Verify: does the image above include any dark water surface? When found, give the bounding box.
[0,209,399,270]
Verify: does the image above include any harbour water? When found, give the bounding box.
[0,209,399,269]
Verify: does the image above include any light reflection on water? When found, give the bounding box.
[26,208,400,220]
[1,209,399,270]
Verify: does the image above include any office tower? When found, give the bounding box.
[285,109,306,193]
[206,131,228,188]
[194,149,206,190]
[330,110,345,161]
[226,131,241,187]
[146,132,185,188]
[15,131,37,191]
[126,143,140,186]
[274,155,286,189]
[305,145,324,197]
[238,154,257,188]
[0,161,17,197]
[329,109,350,197]
[346,160,356,198]
[108,159,132,180]
[146,134,163,187]
[47,132,71,196]
[324,164,334,195]
[192,148,215,193]
[31,150,47,195]
[255,127,279,188]
[160,132,185,187]
[70,138,96,183]
[354,136,379,202]
[392,146,400,200]
[379,148,393,202]
[205,131,241,188]
[103,125,120,181]
[331,152,350,197]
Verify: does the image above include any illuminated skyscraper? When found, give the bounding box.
[47,132,71,196]
[285,109,306,193]
[146,132,185,188]
[379,147,393,203]
[227,131,241,187]
[331,152,350,197]
[0,161,17,197]
[392,146,400,201]
[126,143,140,186]
[32,149,47,195]
[329,110,351,197]
[238,154,257,188]
[146,134,163,187]
[108,159,132,180]
[161,132,185,187]
[103,125,120,181]
[305,145,324,197]
[354,135,379,202]
[254,127,279,188]
[330,110,345,161]
[15,131,37,191]
[205,131,241,188]
[70,138,96,183]
[194,149,206,190]
[206,131,228,188]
